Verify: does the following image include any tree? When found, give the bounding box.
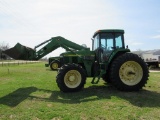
[0,41,10,51]
[0,42,10,60]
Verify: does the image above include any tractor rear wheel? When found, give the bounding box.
[102,74,111,83]
[56,63,86,92]
[50,61,60,70]
[110,53,149,91]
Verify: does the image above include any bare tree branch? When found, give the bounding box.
[0,41,10,51]
[0,42,10,60]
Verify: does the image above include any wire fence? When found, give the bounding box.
[0,60,40,67]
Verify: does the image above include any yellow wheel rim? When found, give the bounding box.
[119,61,143,86]
[52,63,58,69]
[64,70,81,88]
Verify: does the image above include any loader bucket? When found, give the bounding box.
[3,43,36,60]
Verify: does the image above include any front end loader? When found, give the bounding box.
[3,29,149,92]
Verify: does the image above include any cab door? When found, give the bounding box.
[100,33,114,62]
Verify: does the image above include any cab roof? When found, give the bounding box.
[93,29,124,38]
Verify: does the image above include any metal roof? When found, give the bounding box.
[133,49,160,55]
[153,50,160,55]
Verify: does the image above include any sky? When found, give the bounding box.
[0,0,160,58]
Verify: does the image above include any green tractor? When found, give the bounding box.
[4,29,149,92]
[47,57,61,70]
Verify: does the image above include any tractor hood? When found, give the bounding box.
[60,48,95,57]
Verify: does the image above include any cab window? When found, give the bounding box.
[93,35,99,50]
[101,33,114,50]
[115,33,123,48]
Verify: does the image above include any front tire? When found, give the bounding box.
[56,63,86,92]
[50,61,60,70]
[110,53,149,91]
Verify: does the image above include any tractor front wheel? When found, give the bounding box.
[50,61,60,70]
[110,53,149,91]
[56,63,86,92]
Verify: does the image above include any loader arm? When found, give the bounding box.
[3,36,87,60]
[34,36,87,60]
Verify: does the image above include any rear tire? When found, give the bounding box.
[110,53,149,91]
[102,73,111,83]
[56,63,86,92]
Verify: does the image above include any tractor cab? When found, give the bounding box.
[92,29,125,62]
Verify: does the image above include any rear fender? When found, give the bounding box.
[107,49,130,70]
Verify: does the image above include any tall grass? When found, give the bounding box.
[0,63,160,120]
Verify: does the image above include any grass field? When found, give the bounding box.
[0,63,160,120]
